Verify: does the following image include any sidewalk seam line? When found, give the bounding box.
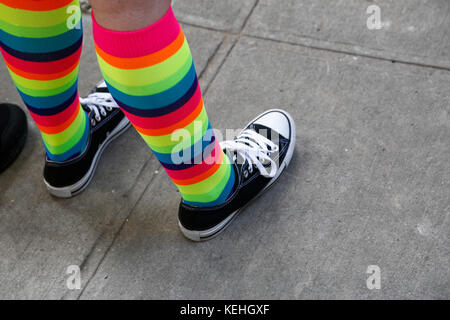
[72,158,158,300]
[202,0,260,94]
[244,34,450,72]
[183,15,450,72]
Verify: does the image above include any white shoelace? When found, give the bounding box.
[221,129,279,178]
[79,92,119,125]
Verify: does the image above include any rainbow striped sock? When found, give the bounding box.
[92,7,236,207]
[0,0,88,162]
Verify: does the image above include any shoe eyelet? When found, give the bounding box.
[106,106,113,112]
[95,115,101,122]
[91,119,96,126]
[101,110,107,117]
[244,170,249,178]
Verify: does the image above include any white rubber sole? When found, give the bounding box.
[44,117,131,198]
[179,109,296,242]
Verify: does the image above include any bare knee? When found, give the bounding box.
[90,0,171,31]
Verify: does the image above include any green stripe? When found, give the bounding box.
[10,66,78,96]
[140,108,208,153]
[181,161,231,203]
[177,156,230,195]
[13,73,78,98]
[42,106,84,145]
[42,110,86,154]
[97,39,192,87]
[0,17,78,38]
[102,57,193,97]
[0,0,80,28]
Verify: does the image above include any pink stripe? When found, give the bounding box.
[164,141,223,180]
[120,86,202,130]
[92,7,181,58]
[28,95,80,127]
[0,46,82,74]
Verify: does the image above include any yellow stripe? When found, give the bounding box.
[0,0,79,28]
[96,39,192,87]
[177,157,229,195]
[42,106,84,147]
[140,107,208,151]
[9,66,79,92]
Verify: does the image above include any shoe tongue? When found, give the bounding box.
[236,157,250,177]
[223,148,248,176]
[97,80,107,88]
[249,123,276,141]
[90,80,109,94]
[254,122,289,150]
[236,152,248,169]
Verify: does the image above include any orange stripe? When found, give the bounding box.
[5,59,79,81]
[36,104,80,134]
[0,0,74,11]
[134,98,204,137]
[95,31,185,70]
[173,151,224,186]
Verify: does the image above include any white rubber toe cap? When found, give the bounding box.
[252,109,292,139]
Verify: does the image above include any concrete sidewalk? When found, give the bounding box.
[0,0,448,299]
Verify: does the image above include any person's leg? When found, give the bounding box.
[91,1,296,241]
[1,0,131,197]
[90,0,171,32]
[90,0,236,207]
[0,0,88,162]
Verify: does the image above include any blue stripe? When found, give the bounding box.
[0,21,82,54]
[154,126,215,165]
[44,114,89,162]
[182,163,236,207]
[0,35,82,62]
[19,81,78,112]
[106,62,196,110]
[113,77,198,118]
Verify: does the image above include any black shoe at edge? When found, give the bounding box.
[0,103,28,173]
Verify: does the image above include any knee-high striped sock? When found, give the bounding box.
[92,7,236,207]
[0,0,88,162]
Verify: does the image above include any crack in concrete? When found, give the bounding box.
[74,158,159,300]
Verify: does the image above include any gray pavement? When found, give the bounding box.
[0,0,449,299]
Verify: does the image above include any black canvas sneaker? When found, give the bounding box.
[0,103,28,173]
[178,109,296,241]
[44,81,131,198]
